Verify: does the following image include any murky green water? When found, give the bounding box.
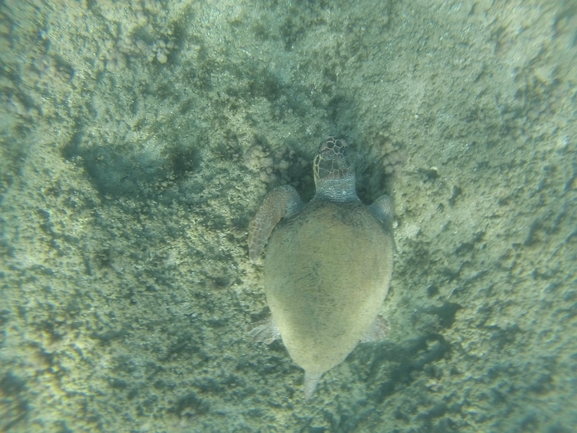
[1,1,576,431]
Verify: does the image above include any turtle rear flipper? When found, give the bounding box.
[360,314,390,343]
[248,316,281,344]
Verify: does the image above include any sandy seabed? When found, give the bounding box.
[1,1,576,432]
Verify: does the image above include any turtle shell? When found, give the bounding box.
[264,199,394,375]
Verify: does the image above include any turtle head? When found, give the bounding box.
[313,137,358,202]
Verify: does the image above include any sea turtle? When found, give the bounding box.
[248,136,395,399]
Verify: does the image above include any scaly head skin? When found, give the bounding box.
[313,137,359,203]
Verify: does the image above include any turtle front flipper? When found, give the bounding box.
[248,185,304,263]
[368,194,395,230]
[369,194,396,252]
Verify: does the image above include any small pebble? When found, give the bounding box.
[156,51,168,64]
